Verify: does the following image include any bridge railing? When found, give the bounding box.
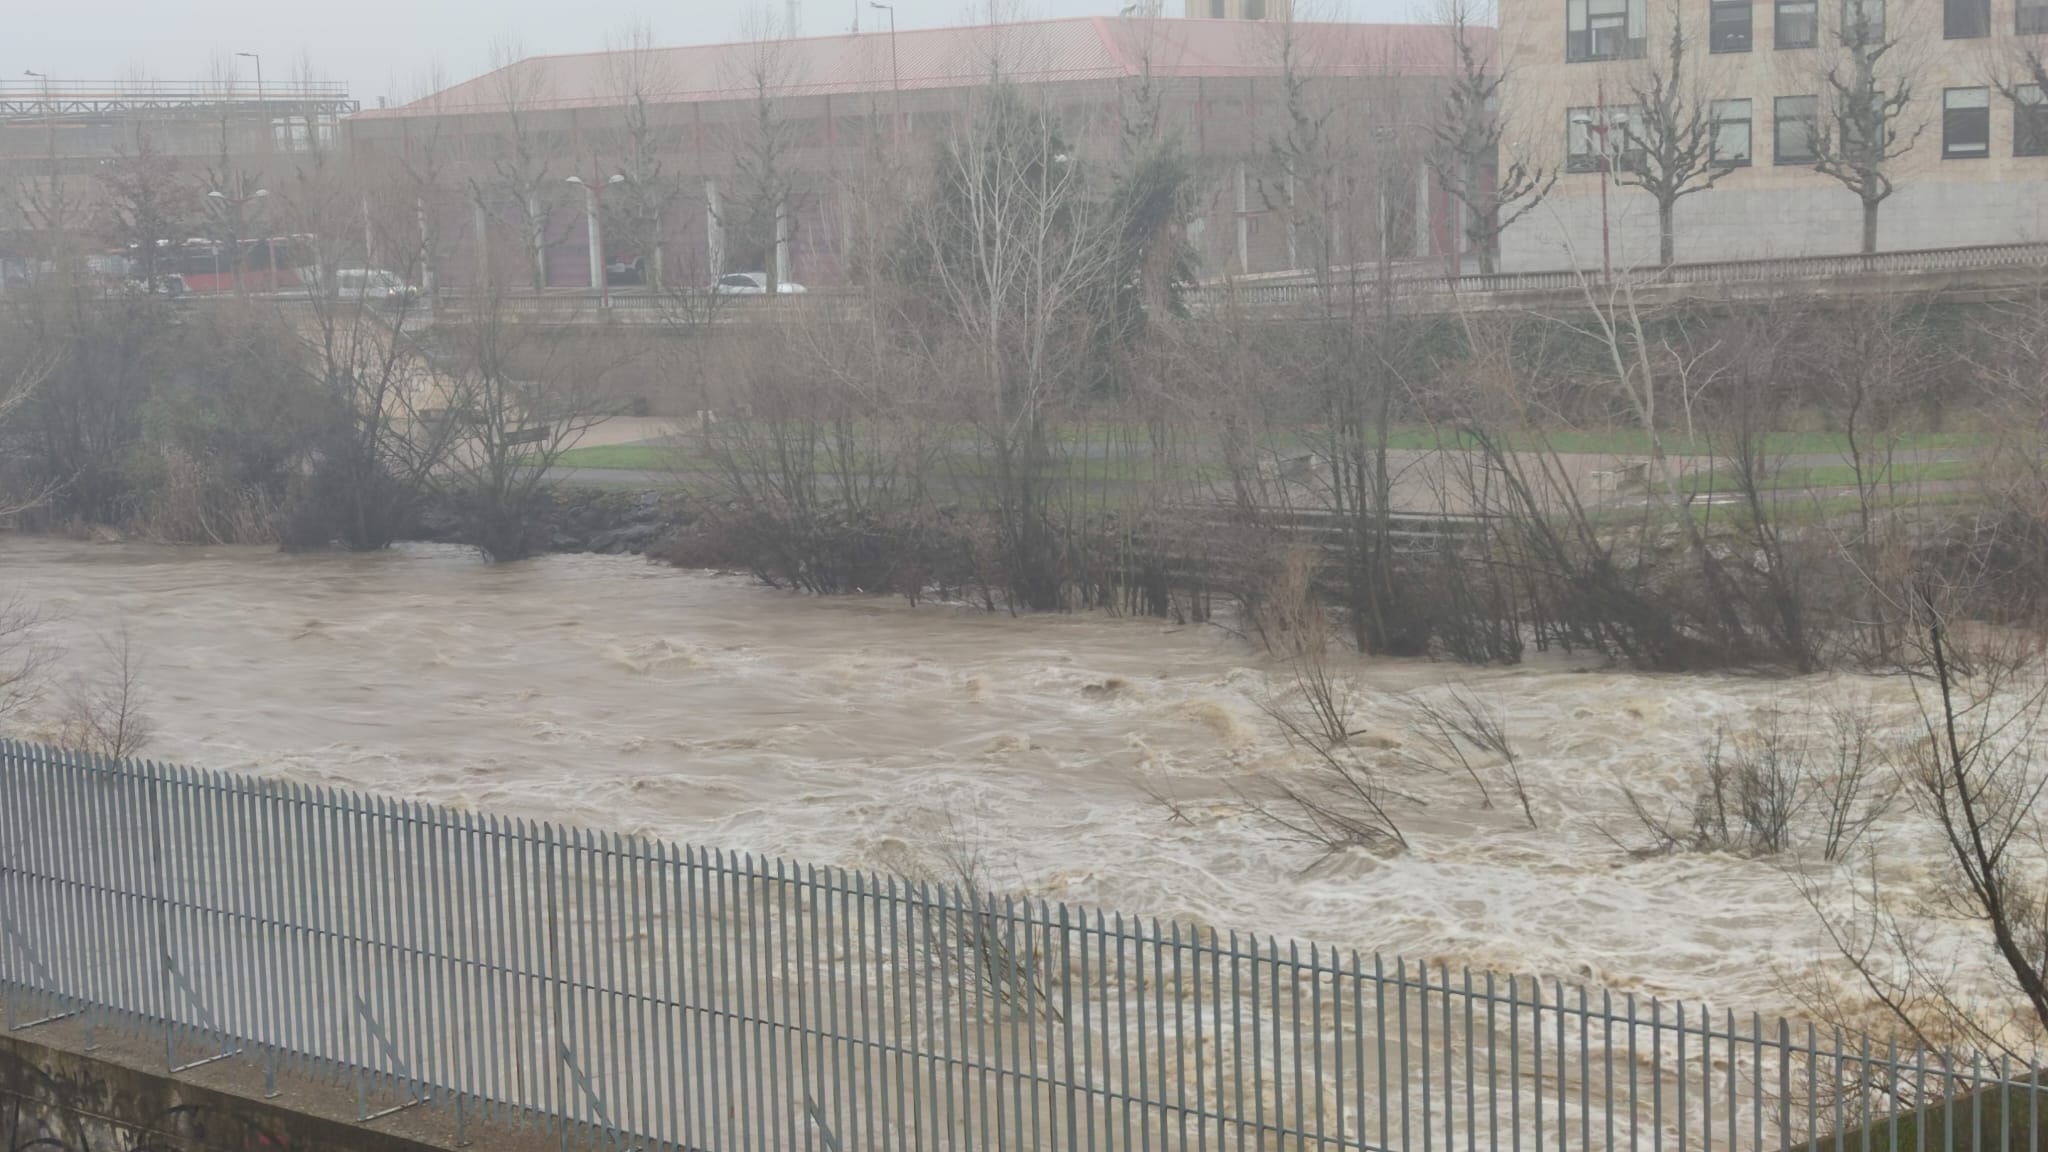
[431,289,859,326]
[4,743,2037,1151]
[1184,242,2048,310]
[399,243,2048,326]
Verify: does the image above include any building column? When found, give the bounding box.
[1284,170,1298,270]
[472,200,490,287]
[652,205,665,291]
[1416,163,1433,263]
[582,185,603,292]
[361,193,376,272]
[705,180,726,277]
[1235,162,1250,274]
[775,198,791,288]
[418,197,436,296]
[528,194,547,289]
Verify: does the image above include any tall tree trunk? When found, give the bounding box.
[1861,199,1880,255]
[1659,199,1676,266]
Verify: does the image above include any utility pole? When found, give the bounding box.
[23,69,52,149]
[1572,85,1616,282]
[236,52,265,151]
[18,70,54,290]
[207,187,270,295]
[870,2,899,145]
[1596,79,1613,282]
[236,52,277,286]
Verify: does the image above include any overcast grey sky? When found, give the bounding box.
[10,0,1410,107]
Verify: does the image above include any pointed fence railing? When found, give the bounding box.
[1,741,2039,1151]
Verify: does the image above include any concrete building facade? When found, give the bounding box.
[346,16,1463,293]
[0,77,358,287]
[1495,0,2048,269]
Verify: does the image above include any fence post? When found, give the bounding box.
[545,823,569,1152]
[1780,1016,1794,1152]
[149,759,174,1072]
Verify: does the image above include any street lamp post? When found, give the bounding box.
[566,173,625,307]
[236,52,265,152]
[1596,81,1613,283]
[18,71,52,291]
[869,3,900,146]
[1570,88,1616,283]
[22,69,51,138]
[207,187,270,295]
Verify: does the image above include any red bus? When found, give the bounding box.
[157,237,320,295]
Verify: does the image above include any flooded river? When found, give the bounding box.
[0,537,1995,1025]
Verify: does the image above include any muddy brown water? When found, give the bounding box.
[0,536,1993,1026]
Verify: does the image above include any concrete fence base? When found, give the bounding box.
[0,1017,488,1152]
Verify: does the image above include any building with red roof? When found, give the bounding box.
[346,15,1482,291]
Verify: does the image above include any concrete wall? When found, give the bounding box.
[0,1029,474,1152]
[1496,0,2048,268]
[1503,171,2048,268]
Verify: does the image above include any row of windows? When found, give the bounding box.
[1565,86,2048,170]
[1567,0,2047,61]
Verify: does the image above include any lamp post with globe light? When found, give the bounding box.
[567,173,626,307]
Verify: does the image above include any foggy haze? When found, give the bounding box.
[10,0,1414,107]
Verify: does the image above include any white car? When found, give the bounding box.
[335,267,420,303]
[710,271,807,295]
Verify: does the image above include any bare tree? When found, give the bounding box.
[1989,38,2048,107]
[0,596,50,725]
[1405,684,1538,827]
[197,64,266,297]
[1259,16,1443,655]
[601,20,684,293]
[470,40,557,292]
[435,282,622,561]
[904,83,1122,610]
[58,627,153,761]
[1615,5,1731,266]
[1792,0,1928,254]
[96,136,193,294]
[1237,548,1412,855]
[1802,601,2048,1058]
[719,18,806,293]
[14,75,83,274]
[277,135,459,551]
[1428,0,1556,275]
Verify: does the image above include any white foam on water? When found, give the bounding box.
[1,537,2012,1028]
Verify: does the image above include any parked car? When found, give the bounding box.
[119,273,187,297]
[605,255,647,286]
[710,271,806,295]
[335,267,420,303]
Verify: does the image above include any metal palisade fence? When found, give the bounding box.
[1,742,2040,1151]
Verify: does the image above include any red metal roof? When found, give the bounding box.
[356,17,1478,120]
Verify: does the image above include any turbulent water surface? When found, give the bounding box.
[2,537,1991,1024]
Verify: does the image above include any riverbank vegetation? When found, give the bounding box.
[2,31,2045,674]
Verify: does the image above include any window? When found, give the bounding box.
[1712,0,1755,49]
[1776,0,1818,44]
[1775,95,1819,163]
[1244,0,1266,14]
[1945,0,1989,36]
[1567,0,1648,61]
[1210,0,1225,15]
[1943,87,1990,157]
[1712,99,1754,165]
[1842,0,1884,43]
[1566,105,1642,172]
[2021,0,2048,32]
[2019,85,2048,156]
